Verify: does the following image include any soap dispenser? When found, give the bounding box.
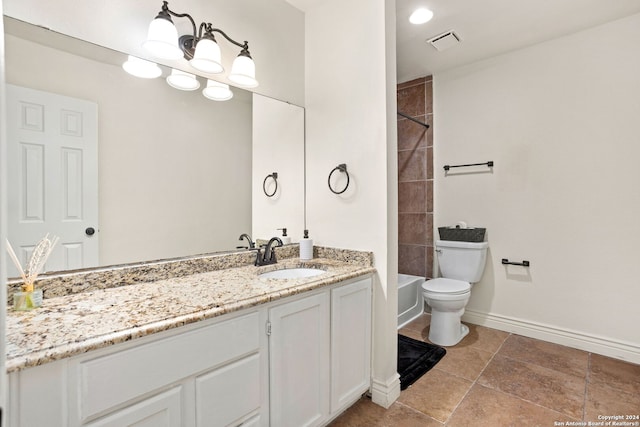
[300,229,313,260]
[277,228,292,245]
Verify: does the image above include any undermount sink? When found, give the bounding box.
[258,267,326,279]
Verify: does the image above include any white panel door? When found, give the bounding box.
[269,292,330,427]
[6,84,98,275]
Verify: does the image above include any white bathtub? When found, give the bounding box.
[397,274,426,329]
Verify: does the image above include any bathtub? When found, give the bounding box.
[397,274,426,329]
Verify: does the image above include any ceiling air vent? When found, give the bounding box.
[427,31,460,51]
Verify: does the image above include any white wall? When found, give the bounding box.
[303,0,399,406]
[5,35,252,266]
[434,13,640,363]
[252,94,305,243]
[3,0,304,105]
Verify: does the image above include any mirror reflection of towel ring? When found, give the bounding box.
[328,164,350,195]
[263,172,278,197]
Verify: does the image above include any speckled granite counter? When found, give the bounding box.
[6,248,375,373]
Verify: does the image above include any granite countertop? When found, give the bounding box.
[5,255,375,373]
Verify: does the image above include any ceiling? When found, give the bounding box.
[396,0,640,83]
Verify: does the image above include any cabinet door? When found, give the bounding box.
[195,353,261,427]
[269,292,330,427]
[331,278,372,414]
[85,386,182,427]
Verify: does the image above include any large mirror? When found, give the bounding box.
[3,16,305,276]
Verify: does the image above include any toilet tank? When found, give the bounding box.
[436,240,489,283]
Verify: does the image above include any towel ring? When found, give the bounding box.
[328,164,350,194]
[263,172,278,197]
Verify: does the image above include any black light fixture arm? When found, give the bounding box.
[160,1,197,38]
[156,1,252,59]
[209,27,250,54]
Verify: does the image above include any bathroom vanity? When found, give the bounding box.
[5,248,375,427]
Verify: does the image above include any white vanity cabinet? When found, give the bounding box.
[8,310,268,427]
[7,275,372,427]
[269,292,331,427]
[268,277,372,427]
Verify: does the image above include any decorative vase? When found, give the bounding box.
[13,289,43,311]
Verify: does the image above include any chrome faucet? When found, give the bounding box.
[255,237,283,266]
[238,233,255,249]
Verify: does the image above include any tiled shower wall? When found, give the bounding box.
[397,76,434,278]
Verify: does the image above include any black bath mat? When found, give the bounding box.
[398,334,446,390]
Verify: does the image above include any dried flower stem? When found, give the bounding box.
[6,239,28,283]
[6,234,59,292]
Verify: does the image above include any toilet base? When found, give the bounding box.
[428,312,469,347]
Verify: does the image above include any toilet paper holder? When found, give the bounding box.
[502,258,530,267]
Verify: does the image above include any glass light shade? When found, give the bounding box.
[228,55,258,88]
[122,56,162,79]
[202,80,233,101]
[166,69,200,91]
[409,8,434,25]
[190,38,223,74]
[142,18,182,60]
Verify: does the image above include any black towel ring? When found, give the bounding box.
[263,172,278,197]
[328,164,350,194]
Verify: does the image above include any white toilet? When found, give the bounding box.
[422,240,489,346]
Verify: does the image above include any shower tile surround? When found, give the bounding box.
[4,245,374,372]
[398,76,434,278]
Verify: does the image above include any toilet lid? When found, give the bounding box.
[423,278,470,294]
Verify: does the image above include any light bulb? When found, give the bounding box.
[122,56,162,79]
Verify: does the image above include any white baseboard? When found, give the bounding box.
[463,309,640,365]
[370,373,401,409]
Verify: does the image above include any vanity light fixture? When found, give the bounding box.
[202,80,234,101]
[143,1,259,88]
[166,69,201,91]
[122,55,162,78]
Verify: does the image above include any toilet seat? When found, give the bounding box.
[423,278,470,295]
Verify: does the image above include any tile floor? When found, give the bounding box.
[330,314,640,426]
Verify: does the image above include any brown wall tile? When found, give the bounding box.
[398,181,427,213]
[397,117,427,151]
[426,245,434,278]
[398,244,427,277]
[425,79,433,114]
[397,75,433,279]
[397,83,426,117]
[399,213,428,245]
[426,180,433,213]
[398,148,427,182]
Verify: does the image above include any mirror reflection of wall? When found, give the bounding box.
[252,94,305,244]
[4,18,253,272]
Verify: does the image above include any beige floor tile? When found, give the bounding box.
[403,313,431,335]
[478,354,585,419]
[398,327,425,342]
[590,353,640,395]
[584,381,640,422]
[434,345,494,381]
[447,384,577,427]
[328,397,442,427]
[499,334,589,378]
[397,368,472,423]
[455,323,510,354]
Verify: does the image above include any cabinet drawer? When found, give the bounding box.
[79,312,260,421]
[86,386,182,427]
[195,353,261,427]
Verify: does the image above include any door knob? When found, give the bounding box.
[85,227,96,236]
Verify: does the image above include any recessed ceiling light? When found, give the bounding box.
[409,8,433,25]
